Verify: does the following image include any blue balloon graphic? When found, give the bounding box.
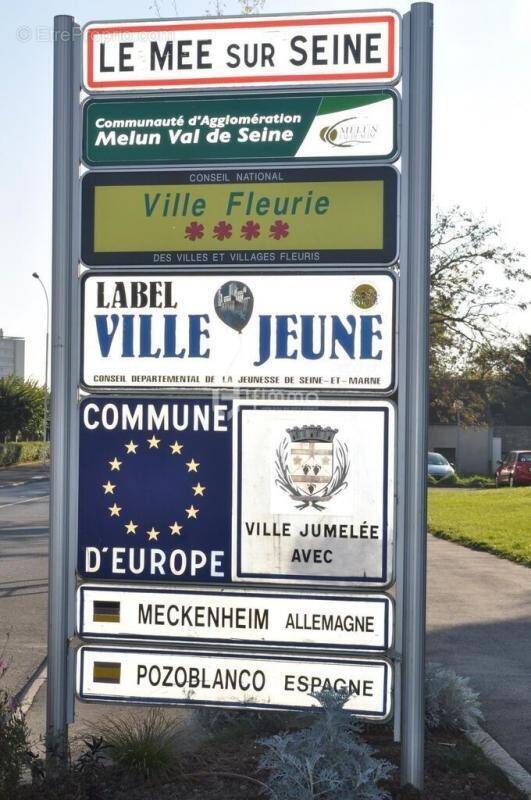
[214,281,254,333]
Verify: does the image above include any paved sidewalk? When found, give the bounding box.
[426,533,531,771]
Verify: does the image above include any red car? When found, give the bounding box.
[495,451,531,487]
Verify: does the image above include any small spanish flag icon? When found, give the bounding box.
[93,661,121,684]
[93,601,121,623]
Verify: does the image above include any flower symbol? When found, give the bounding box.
[185,221,204,241]
[213,220,233,241]
[269,220,290,240]
[241,220,261,241]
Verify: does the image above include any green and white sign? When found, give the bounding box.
[83,91,398,167]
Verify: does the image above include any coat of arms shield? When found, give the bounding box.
[287,425,337,496]
[275,424,350,510]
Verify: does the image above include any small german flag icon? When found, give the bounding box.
[93,661,121,684]
[93,600,121,623]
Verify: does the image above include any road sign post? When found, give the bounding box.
[47,4,433,788]
[47,14,76,756]
[399,2,433,790]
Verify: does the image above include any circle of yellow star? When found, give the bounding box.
[192,482,205,496]
[147,435,161,449]
[124,520,138,535]
[170,441,183,455]
[109,457,122,471]
[186,458,200,472]
[108,503,122,517]
[125,440,138,454]
[102,481,116,495]
[169,521,183,536]
[185,505,199,519]
[146,526,160,541]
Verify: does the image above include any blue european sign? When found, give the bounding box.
[78,397,232,583]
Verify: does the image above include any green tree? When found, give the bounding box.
[482,335,531,425]
[0,376,46,442]
[429,336,531,426]
[430,206,529,368]
[429,208,530,424]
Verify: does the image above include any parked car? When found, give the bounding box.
[428,452,455,479]
[495,451,531,487]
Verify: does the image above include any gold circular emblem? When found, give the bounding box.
[352,284,378,309]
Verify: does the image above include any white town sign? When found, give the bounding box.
[83,12,400,93]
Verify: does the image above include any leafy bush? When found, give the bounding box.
[0,658,33,799]
[429,472,495,489]
[0,441,48,467]
[436,472,459,486]
[0,376,47,441]
[425,662,484,732]
[24,737,118,800]
[93,708,186,780]
[259,689,394,800]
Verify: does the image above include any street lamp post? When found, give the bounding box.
[32,273,50,464]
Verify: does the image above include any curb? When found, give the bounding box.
[466,724,531,798]
[15,657,47,715]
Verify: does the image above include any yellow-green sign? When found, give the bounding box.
[81,167,397,267]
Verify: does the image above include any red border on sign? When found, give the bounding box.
[85,15,397,89]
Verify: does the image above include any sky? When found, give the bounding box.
[1,0,530,382]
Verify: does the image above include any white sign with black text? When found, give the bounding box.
[81,272,396,393]
[83,12,400,92]
[77,584,394,651]
[77,646,392,718]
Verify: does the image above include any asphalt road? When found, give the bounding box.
[0,463,49,694]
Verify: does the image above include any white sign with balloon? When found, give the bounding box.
[81,271,396,392]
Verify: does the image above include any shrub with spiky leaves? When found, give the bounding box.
[259,689,394,800]
[93,708,186,780]
[425,662,484,732]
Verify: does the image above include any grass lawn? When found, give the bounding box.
[428,486,531,567]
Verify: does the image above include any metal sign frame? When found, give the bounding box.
[49,5,432,790]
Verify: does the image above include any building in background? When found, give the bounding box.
[0,330,25,378]
[429,423,531,475]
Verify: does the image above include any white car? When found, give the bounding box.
[428,452,455,479]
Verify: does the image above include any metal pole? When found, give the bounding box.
[32,273,50,463]
[393,8,411,745]
[47,14,75,758]
[401,2,433,791]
